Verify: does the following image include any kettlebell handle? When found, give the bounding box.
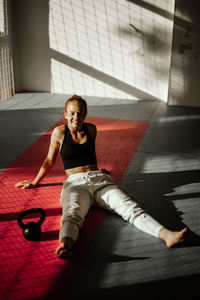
[17,208,46,229]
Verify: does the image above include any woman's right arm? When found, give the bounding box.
[15,126,64,189]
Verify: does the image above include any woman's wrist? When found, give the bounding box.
[32,180,39,187]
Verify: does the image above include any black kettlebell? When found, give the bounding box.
[17,208,46,241]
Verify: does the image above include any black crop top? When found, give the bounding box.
[60,123,97,170]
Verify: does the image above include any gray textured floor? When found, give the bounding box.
[1,93,200,299]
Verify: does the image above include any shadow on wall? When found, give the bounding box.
[128,0,200,107]
[12,0,51,92]
[168,0,200,107]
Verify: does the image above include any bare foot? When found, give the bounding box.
[55,242,74,260]
[159,227,188,248]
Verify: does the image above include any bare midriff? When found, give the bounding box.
[65,164,98,176]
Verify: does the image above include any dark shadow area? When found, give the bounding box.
[41,229,59,241]
[68,272,200,300]
[104,253,150,263]
[179,230,200,248]
[122,170,200,231]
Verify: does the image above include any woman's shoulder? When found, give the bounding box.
[84,122,96,129]
[52,125,66,142]
[84,122,97,138]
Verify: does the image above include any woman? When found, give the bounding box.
[15,95,187,259]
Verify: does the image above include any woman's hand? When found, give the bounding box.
[15,181,38,189]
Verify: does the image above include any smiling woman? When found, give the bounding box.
[15,95,187,259]
[60,96,97,172]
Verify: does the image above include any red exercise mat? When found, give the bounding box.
[0,116,148,300]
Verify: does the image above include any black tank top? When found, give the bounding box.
[60,123,97,170]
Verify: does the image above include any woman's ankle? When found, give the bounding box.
[61,236,74,250]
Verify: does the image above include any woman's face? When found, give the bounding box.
[64,100,86,131]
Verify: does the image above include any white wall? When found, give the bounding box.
[12,0,175,101]
[168,0,200,107]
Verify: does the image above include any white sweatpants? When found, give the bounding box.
[59,170,163,242]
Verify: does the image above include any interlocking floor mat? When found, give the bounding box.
[0,116,148,300]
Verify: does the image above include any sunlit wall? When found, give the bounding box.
[49,0,175,101]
